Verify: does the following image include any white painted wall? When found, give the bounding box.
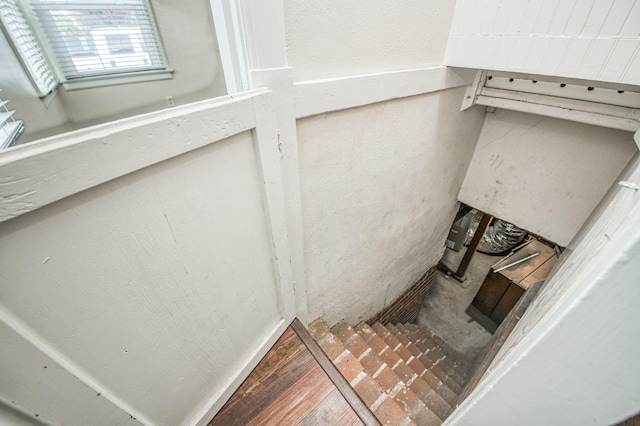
[446,0,640,85]
[0,92,296,426]
[2,0,227,142]
[0,321,135,425]
[298,87,485,326]
[283,0,456,81]
[459,109,636,246]
[449,153,640,426]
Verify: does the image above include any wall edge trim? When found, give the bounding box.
[294,66,474,119]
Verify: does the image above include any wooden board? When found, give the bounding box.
[493,240,556,287]
[472,273,511,316]
[472,240,557,326]
[519,255,558,291]
[210,326,364,426]
[490,284,525,324]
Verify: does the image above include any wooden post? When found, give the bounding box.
[454,212,493,280]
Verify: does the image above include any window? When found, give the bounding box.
[105,33,134,54]
[0,0,57,95]
[23,0,166,80]
[0,90,24,149]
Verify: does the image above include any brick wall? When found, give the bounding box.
[367,265,437,325]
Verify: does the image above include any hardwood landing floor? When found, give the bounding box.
[209,325,364,426]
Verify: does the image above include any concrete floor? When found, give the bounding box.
[418,246,496,361]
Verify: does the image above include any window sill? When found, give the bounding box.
[61,69,174,91]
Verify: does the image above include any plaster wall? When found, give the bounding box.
[459,109,636,246]
[0,129,285,425]
[283,0,456,82]
[297,87,485,325]
[449,153,640,425]
[0,321,134,425]
[2,0,226,141]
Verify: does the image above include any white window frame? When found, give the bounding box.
[0,0,58,96]
[17,0,173,90]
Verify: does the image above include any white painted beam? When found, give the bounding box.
[210,0,251,93]
[476,95,640,133]
[461,70,487,111]
[251,67,309,323]
[237,0,288,73]
[480,88,640,121]
[485,76,640,109]
[0,91,264,223]
[250,92,297,322]
[294,66,475,119]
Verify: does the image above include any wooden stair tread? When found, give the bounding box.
[210,325,364,425]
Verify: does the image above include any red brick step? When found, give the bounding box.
[308,318,473,426]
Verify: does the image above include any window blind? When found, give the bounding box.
[0,89,24,149]
[25,0,166,80]
[0,0,58,95]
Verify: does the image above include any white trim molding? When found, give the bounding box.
[465,71,640,133]
[294,66,476,119]
[61,69,174,91]
[251,67,309,323]
[190,318,289,426]
[0,90,263,223]
[210,0,250,93]
[476,92,640,133]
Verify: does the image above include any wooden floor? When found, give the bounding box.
[209,325,364,426]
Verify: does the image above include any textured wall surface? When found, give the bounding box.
[459,109,636,246]
[284,0,456,81]
[0,131,285,425]
[298,87,485,326]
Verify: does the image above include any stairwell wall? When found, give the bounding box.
[284,0,456,83]
[283,0,485,326]
[458,109,637,246]
[448,152,640,426]
[296,88,484,326]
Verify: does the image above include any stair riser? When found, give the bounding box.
[331,322,435,425]
[390,326,464,394]
[310,319,472,426]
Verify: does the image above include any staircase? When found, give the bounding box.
[308,319,472,426]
